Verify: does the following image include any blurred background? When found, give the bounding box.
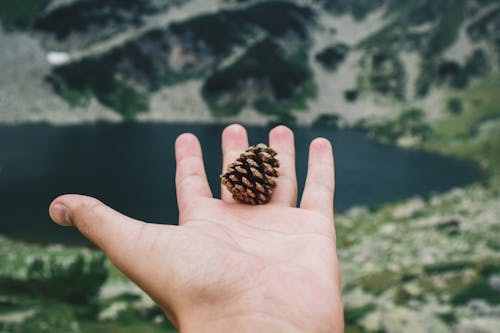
[0,0,499,332]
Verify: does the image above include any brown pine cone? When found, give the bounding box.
[221,143,279,205]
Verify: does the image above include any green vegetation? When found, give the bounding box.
[358,0,496,97]
[320,0,384,21]
[202,39,316,117]
[452,276,500,305]
[0,237,177,333]
[416,50,489,97]
[436,60,469,89]
[420,258,500,305]
[358,48,406,100]
[48,1,314,119]
[369,0,466,56]
[368,106,435,143]
[315,43,349,71]
[344,304,376,326]
[0,0,51,30]
[344,89,359,102]
[358,271,401,294]
[170,1,314,55]
[312,114,341,129]
[3,1,500,331]
[446,97,464,115]
[49,49,151,121]
[424,74,500,181]
[415,59,436,97]
[336,74,500,330]
[34,0,159,39]
[0,250,107,304]
[465,49,490,77]
[467,6,500,60]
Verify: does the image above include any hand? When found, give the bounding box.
[49,124,343,333]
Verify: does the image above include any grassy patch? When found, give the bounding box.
[0,253,107,304]
[452,277,500,305]
[423,259,499,275]
[344,304,376,326]
[370,108,431,143]
[423,74,500,179]
[358,271,401,294]
[419,258,500,305]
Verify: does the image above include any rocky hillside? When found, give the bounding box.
[0,0,499,124]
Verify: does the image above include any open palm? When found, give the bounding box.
[49,125,343,332]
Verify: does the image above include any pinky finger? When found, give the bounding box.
[300,138,335,220]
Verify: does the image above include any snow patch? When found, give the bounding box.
[46,52,70,65]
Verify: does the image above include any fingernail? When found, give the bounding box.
[51,203,70,226]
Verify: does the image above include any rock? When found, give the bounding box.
[346,205,369,217]
[454,318,500,333]
[392,198,426,219]
[99,281,143,300]
[343,287,375,309]
[0,309,37,323]
[379,223,397,236]
[489,275,500,292]
[382,306,449,333]
[397,135,421,147]
[98,301,128,321]
[404,281,422,297]
[360,310,383,332]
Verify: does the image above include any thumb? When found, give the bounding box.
[49,194,142,249]
[49,195,181,312]
[49,194,156,276]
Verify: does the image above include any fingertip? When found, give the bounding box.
[49,199,71,226]
[310,137,332,151]
[270,125,294,140]
[222,124,246,140]
[175,133,202,159]
[269,125,297,206]
[49,194,99,227]
[175,132,199,148]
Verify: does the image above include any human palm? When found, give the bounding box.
[49,125,343,332]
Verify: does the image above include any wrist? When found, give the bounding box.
[179,311,308,333]
[176,300,342,333]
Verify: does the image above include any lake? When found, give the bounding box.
[0,123,480,245]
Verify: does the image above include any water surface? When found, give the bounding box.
[0,123,479,245]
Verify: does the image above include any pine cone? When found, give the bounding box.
[221,143,279,205]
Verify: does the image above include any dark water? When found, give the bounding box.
[0,123,479,245]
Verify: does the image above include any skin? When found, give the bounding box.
[49,124,344,332]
